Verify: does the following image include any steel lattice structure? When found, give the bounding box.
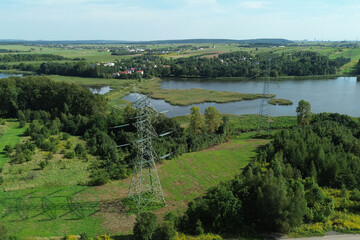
[257,59,272,134]
[128,88,166,212]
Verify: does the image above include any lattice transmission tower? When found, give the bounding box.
[257,59,272,134]
[126,88,168,212]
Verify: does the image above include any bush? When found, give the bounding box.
[64,151,75,159]
[0,176,4,185]
[66,140,72,149]
[88,169,110,186]
[79,232,90,240]
[39,160,48,170]
[133,212,158,240]
[155,221,177,240]
[75,143,87,159]
[3,145,13,156]
[96,235,113,240]
[62,133,70,140]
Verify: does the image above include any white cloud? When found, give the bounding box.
[239,1,266,9]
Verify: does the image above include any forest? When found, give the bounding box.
[175,110,360,237]
[0,53,68,62]
[0,76,232,186]
[0,51,350,79]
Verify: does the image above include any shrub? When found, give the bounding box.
[79,232,90,240]
[0,176,4,185]
[155,221,177,240]
[39,160,48,170]
[75,143,87,159]
[88,169,110,186]
[3,145,13,156]
[66,140,72,149]
[64,151,75,159]
[133,212,158,240]
[67,235,78,240]
[96,235,113,240]
[62,133,70,140]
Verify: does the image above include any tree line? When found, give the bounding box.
[0,53,68,62]
[0,51,350,79]
[175,102,360,236]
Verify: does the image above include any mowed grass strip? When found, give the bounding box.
[158,133,269,207]
[0,123,26,168]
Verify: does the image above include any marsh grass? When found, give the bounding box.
[139,80,275,106]
[268,98,293,105]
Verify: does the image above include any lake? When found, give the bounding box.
[124,77,360,117]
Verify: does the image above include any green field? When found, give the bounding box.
[0,120,269,238]
[159,132,269,208]
[0,121,27,168]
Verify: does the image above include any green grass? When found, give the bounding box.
[158,132,269,207]
[1,134,91,191]
[139,79,274,106]
[0,186,104,238]
[268,98,293,105]
[0,121,27,168]
[0,128,269,238]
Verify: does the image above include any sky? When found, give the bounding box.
[0,0,359,41]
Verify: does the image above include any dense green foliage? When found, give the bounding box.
[296,100,312,125]
[179,112,360,235]
[179,166,332,235]
[0,77,105,117]
[0,54,67,62]
[0,51,349,78]
[258,113,360,189]
[356,59,360,74]
[133,212,158,240]
[0,76,106,118]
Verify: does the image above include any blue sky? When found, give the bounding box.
[0,0,359,41]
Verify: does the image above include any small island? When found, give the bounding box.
[268,98,293,105]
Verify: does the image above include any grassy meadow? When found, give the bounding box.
[138,79,275,106]
[0,121,27,168]
[0,118,270,238]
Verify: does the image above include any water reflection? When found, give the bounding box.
[124,77,360,117]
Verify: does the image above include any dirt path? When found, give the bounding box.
[282,233,360,240]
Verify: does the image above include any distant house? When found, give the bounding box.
[163,65,171,68]
[130,67,136,73]
[136,70,144,75]
[121,70,131,74]
[104,62,115,67]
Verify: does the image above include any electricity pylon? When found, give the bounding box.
[127,88,166,212]
[257,59,272,134]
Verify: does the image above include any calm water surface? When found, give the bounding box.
[124,77,360,117]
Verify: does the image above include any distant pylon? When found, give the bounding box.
[257,59,272,134]
[128,87,166,212]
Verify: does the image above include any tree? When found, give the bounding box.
[296,100,312,126]
[204,106,222,133]
[189,106,203,135]
[133,212,158,240]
